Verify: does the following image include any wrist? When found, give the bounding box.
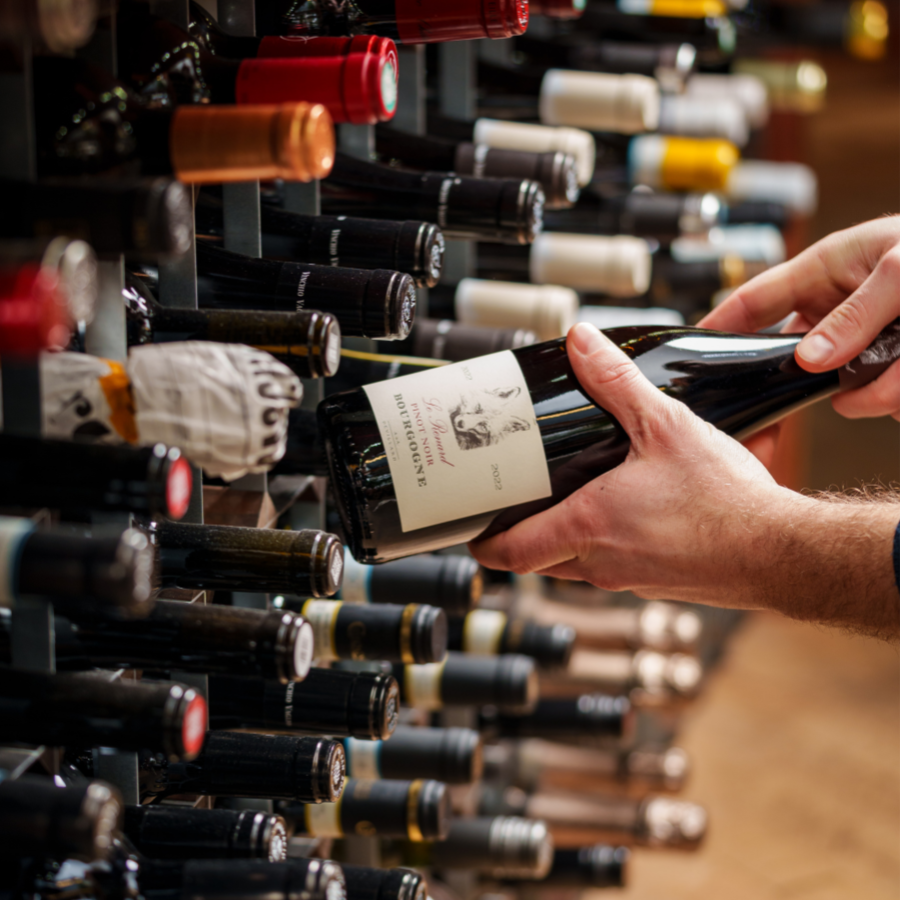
[746,491,900,637]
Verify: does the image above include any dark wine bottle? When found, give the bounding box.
[199,193,444,289]
[475,60,660,135]
[207,669,399,740]
[387,318,536,361]
[280,777,450,840]
[0,519,155,616]
[338,550,484,616]
[448,610,574,668]
[155,521,344,598]
[341,865,426,900]
[300,600,447,664]
[187,242,415,341]
[425,112,596,189]
[344,725,482,784]
[139,730,345,803]
[136,856,347,900]
[486,739,690,793]
[0,776,122,863]
[515,35,696,80]
[544,647,703,703]
[536,845,629,888]
[578,4,736,56]
[0,668,207,760]
[479,788,707,850]
[374,126,579,210]
[117,2,396,124]
[189,5,389,60]
[321,153,544,245]
[479,694,633,740]
[0,601,315,683]
[0,177,192,259]
[254,0,528,44]
[318,322,900,562]
[32,56,334,183]
[123,272,341,379]
[395,652,538,713]
[543,190,725,240]
[0,435,191,520]
[123,806,288,861]
[409,816,554,878]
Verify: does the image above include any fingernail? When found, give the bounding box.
[797,332,835,365]
[570,322,609,355]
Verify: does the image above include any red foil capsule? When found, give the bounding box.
[393,0,529,43]
[236,44,398,125]
[0,263,69,356]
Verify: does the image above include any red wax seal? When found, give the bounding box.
[393,0,528,43]
[181,693,208,760]
[0,264,69,356]
[236,40,398,124]
[165,454,193,521]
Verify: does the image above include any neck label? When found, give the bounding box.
[363,350,551,532]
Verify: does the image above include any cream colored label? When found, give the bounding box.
[362,351,551,533]
[304,800,343,838]
[345,738,380,779]
[404,661,446,711]
[0,517,34,608]
[302,600,340,661]
[463,609,508,656]
[340,554,371,604]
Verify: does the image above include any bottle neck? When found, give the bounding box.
[256,0,401,40]
[375,126,458,171]
[117,2,242,105]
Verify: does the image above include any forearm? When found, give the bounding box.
[747,493,900,640]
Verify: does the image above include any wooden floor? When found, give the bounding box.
[607,613,900,900]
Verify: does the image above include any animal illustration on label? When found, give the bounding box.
[449,386,532,450]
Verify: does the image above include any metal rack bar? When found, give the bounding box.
[439,42,477,283]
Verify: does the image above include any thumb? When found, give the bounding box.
[567,323,680,447]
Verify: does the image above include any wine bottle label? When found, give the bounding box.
[41,352,138,444]
[463,610,508,656]
[345,737,381,779]
[301,600,341,661]
[362,351,552,532]
[0,517,35,607]
[339,554,372,603]
[304,799,343,837]
[39,346,303,482]
[295,620,316,680]
[128,343,302,481]
[404,661,446,710]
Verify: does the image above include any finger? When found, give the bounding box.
[468,499,585,575]
[795,246,900,371]
[700,217,900,334]
[566,323,685,447]
[698,257,814,333]
[741,424,781,469]
[831,359,900,419]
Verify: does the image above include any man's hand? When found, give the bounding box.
[700,216,900,421]
[470,323,798,609]
[469,323,900,637]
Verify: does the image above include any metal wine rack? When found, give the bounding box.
[0,0,517,884]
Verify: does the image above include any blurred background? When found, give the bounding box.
[618,13,899,898]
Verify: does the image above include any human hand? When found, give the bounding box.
[699,216,900,420]
[469,323,806,609]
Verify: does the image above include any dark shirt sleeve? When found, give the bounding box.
[894,519,900,596]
